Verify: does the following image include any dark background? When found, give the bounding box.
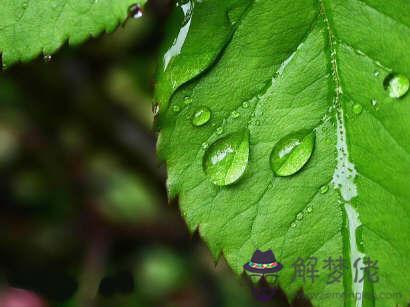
[0,2,308,306]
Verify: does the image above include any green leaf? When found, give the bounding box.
[0,0,146,67]
[156,0,410,306]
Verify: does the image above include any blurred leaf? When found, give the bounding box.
[136,247,186,298]
[0,0,146,67]
[90,154,159,224]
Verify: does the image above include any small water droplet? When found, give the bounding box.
[383,73,409,98]
[370,98,378,108]
[242,101,249,108]
[201,142,208,149]
[352,103,363,115]
[184,96,192,105]
[152,103,159,116]
[270,130,315,177]
[172,105,181,113]
[291,222,296,228]
[192,106,211,127]
[320,184,329,194]
[231,110,240,118]
[216,127,223,135]
[296,213,303,221]
[373,70,380,77]
[254,120,260,126]
[128,4,143,19]
[43,55,52,63]
[202,129,250,186]
[306,206,313,213]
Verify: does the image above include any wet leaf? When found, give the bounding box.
[156,0,410,306]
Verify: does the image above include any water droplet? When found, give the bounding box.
[172,105,180,113]
[216,127,223,135]
[291,222,296,228]
[352,103,363,115]
[254,120,260,126]
[373,70,380,77]
[356,224,364,253]
[306,206,313,213]
[152,103,159,116]
[269,130,315,177]
[202,129,250,186]
[231,110,240,118]
[384,73,410,98]
[296,213,303,221]
[192,106,211,127]
[184,96,192,105]
[43,55,52,63]
[128,4,143,19]
[242,101,249,108]
[201,142,208,149]
[320,184,329,194]
[370,98,378,108]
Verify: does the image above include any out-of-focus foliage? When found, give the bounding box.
[0,1,292,306]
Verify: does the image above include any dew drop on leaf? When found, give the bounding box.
[216,127,223,135]
[192,106,211,127]
[383,73,409,98]
[352,103,363,115]
[242,101,249,108]
[172,105,180,113]
[306,206,313,213]
[152,103,159,116]
[269,130,315,177]
[202,129,250,186]
[43,55,52,63]
[320,184,329,194]
[370,98,378,108]
[296,213,303,221]
[128,4,143,19]
[231,110,240,118]
[184,96,192,105]
[373,70,380,77]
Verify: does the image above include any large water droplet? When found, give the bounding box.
[192,106,211,127]
[203,129,250,186]
[128,4,143,19]
[384,73,409,98]
[269,130,315,177]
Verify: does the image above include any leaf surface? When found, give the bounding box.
[0,0,146,67]
[156,0,410,306]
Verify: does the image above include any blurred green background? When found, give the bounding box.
[0,2,307,306]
